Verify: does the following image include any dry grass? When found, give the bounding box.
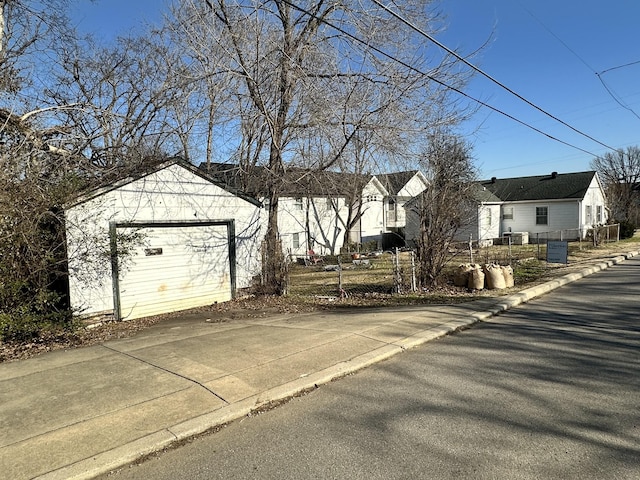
[288,235,640,301]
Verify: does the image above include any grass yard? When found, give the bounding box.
[287,233,640,304]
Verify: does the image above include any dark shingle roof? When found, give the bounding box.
[375,171,420,195]
[479,171,596,202]
[470,183,502,203]
[198,163,363,197]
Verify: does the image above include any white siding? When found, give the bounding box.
[455,204,500,243]
[396,173,428,198]
[278,197,308,256]
[359,180,387,243]
[500,200,579,237]
[277,196,348,256]
[478,204,501,241]
[65,163,264,318]
[581,176,608,230]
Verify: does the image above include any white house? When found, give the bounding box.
[276,181,351,257]
[404,171,608,247]
[200,164,429,254]
[353,176,388,246]
[65,160,265,321]
[199,165,354,256]
[480,171,608,242]
[356,171,429,249]
[452,184,502,245]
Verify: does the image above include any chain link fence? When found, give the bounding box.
[285,224,621,299]
[286,249,418,299]
[525,224,620,245]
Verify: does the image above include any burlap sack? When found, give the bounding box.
[467,264,485,290]
[454,264,473,287]
[502,265,514,288]
[484,263,506,290]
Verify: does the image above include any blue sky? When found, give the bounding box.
[71,0,640,179]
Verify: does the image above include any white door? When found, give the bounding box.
[117,224,232,320]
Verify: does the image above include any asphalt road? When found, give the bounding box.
[101,258,640,480]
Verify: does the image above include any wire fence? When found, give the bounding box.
[525,224,620,245]
[286,249,417,299]
[285,224,621,299]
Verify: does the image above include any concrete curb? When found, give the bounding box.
[37,250,639,480]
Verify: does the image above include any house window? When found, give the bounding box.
[502,207,513,220]
[326,197,334,209]
[536,206,548,225]
[585,205,592,224]
[486,208,492,226]
[293,233,300,249]
[366,195,378,203]
[294,198,303,210]
[596,205,603,223]
[387,200,397,222]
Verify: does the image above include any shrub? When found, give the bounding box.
[618,220,636,239]
[0,283,75,343]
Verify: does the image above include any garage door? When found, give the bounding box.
[113,221,235,320]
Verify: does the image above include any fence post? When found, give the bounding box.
[536,233,540,260]
[411,250,417,292]
[338,255,344,299]
[469,234,474,264]
[284,253,290,296]
[394,247,402,294]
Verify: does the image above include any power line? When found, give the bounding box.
[519,3,640,122]
[595,73,640,122]
[278,0,602,158]
[600,59,640,75]
[369,0,618,153]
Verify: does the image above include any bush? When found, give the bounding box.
[618,220,636,239]
[0,283,75,343]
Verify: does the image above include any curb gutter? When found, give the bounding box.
[37,250,638,480]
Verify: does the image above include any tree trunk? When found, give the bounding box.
[262,135,287,293]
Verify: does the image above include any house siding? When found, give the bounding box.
[501,200,580,238]
[454,204,500,243]
[278,196,348,256]
[478,204,501,241]
[397,174,428,198]
[359,180,387,245]
[581,176,608,229]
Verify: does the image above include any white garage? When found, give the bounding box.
[65,160,265,321]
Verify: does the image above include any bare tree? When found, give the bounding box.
[0,0,86,339]
[591,146,640,226]
[411,133,477,288]
[48,32,190,175]
[0,3,184,339]
[167,0,469,293]
[0,0,76,99]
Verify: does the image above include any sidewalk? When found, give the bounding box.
[1,251,637,480]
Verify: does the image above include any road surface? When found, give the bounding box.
[101,258,640,479]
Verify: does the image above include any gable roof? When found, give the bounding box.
[69,159,262,208]
[471,183,503,203]
[200,162,372,198]
[479,171,597,202]
[375,171,421,196]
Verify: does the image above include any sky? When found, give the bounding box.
[70,0,640,180]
